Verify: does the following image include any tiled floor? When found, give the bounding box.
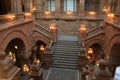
[44,68,79,80]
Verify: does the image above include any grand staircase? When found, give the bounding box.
[52,40,80,69]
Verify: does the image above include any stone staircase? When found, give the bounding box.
[52,40,80,69]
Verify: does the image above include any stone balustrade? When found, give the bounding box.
[0,13,32,26]
[86,26,104,39]
[35,11,103,20]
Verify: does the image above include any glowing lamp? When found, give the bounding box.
[23,64,29,72]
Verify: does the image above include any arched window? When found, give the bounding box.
[48,0,55,11]
[64,0,76,11]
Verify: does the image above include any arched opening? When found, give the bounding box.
[87,43,105,63]
[5,38,26,68]
[30,40,46,64]
[110,43,120,76]
[0,0,11,15]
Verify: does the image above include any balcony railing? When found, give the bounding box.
[35,11,103,20]
[0,13,32,26]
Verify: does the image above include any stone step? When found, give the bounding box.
[52,65,78,70]
[53,50,79,54]
[52,57,79,62]
[53,59,78,64]
[53,55,79,59]
[53,52,79,56]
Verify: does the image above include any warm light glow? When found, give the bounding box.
[36,59,40,64]
[66,10,72,15]
[24,12,32,17]
[32,7,36,11]
[15,45,18,49]
[96,61,100,66]
[87,56,91,59]
[103,6,108,13]
[40,45,45,51]
[7,14,15,20]
[89,11,96,15]
[23,64,29,72]
[45,11,50,15]
[107,13,115,17]
[8,52,16,62]
[80,24,86,34]
[88,48,93,54]
[50,23,56,30]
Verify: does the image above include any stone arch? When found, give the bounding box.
[108,34,120,55]
[0,30,30,51]
[5,38,26,68]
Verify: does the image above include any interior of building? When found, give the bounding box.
[0,0,120,80]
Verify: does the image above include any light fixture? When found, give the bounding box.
[80,24,86,34]
[23,64,29,72]
[107,13,115,23]
[15,45,18,49]
[88,48,93,54]
[40,45,45,51]
[45,11,50,15]
[24,12,32,17]
[7,14,15,20]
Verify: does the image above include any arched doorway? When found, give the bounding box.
[31,40,46,64]
[5,38,26,68]
[87,43,105,63]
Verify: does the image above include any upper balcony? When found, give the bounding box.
[0,12,33,29]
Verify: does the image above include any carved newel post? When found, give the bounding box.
[50,23,57,43]
[78,24,87,71]
[0,52,20,80]
[29,60,43,80]
[43,44,52,69]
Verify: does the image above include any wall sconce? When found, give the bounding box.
[24,12,32,19]
[7,14,15,21]
[107,13,115,23]
[40,45,45,51]
[23,64,29,72]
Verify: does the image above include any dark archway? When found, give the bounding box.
[30,40,47,64]
[5,38,26,68]
[89,43,105,62]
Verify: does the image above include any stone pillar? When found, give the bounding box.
[11,0,22,13]
[24,0,32,12]
[99,0,106,12]
[55,0,61,16]
[107,0,112,12]
[34,0,42,11]
[79,0,85,11]
[116,0,120,13]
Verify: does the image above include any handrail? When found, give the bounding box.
[86,26,104,39]
[34,22,50,39]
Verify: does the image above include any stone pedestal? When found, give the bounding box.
[0,52,21,80]
[29,63,43,80]
[78,47,87,71]
[42,46,52,69]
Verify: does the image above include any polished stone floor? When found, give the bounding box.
[44,68,79,80]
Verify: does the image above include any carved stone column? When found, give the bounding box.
[79,0,85,11]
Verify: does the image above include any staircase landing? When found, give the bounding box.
[58,35,78,41]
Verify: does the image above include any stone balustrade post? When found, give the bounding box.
[50,23,57,43]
